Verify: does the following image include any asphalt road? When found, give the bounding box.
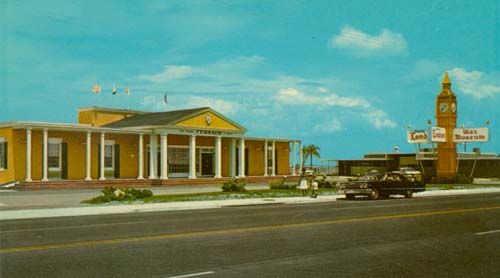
[1,193,499,278]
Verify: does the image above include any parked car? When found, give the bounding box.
[338,171,425,200]
[396,167,423,182]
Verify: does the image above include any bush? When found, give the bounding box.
[83,187,153,204]
[317,180,337,188]
[429,174,473,184]
[221,179,247,192]
[269,181,297,190]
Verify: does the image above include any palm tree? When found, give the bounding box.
[301,144,321,171]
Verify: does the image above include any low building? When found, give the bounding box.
[338,150,500,178]
[0,107,302,188]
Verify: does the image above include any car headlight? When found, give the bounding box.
[360,183,368,189]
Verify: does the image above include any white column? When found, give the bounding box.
[264,140,268,176]
[85,131,92,181]
[25,128,32,182]
[272,140,276,176]
[99,132,106,180]
[160,134,168,180]
[215,136,222,178]
[230,138,236,177]
[298,141,302,174]
[137,134,144,180]
[292,142,296,176]
[149,134,157,179]
[42,128,48,182]
[239,138,245,178]
[189,135,197,179]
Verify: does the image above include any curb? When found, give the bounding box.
[1,188,500,221]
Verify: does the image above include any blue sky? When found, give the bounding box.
[1,0,499,160]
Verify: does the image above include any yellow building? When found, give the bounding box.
[0,107,302,187]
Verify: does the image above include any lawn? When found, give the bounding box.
[143,189,339,203]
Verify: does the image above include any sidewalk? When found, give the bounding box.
[1,187,500,221]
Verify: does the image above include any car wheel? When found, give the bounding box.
[404,190,413,198]
[370,189,380,200]
[346,194,355,200]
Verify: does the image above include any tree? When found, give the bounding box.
[301,144,321,170]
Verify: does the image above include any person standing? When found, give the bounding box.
[298,169,308,196]
[310,176,318,198]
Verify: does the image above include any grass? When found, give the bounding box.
[143,189,339,203]
[82,183,500,204]
[425,184,500,190]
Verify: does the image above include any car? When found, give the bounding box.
[396,167,423,182]
[338,171,425,200]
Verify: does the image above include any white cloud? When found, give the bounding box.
[331,25,407,57]
[275,88,370,108]
[186,96,239,115]
[448,68,500,99]
[365,109,397,129]
[314,119,342,133]
[140,95,167,111]
[139,65,193,83]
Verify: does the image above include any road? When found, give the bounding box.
[1,193,499,278]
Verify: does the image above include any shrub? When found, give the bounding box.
[429,174,473,184]
[82,187,153,204]
[317,180,337,188]
[221,179,247,192]
[269,181,297,190]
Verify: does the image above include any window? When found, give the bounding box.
[104,141,114,169]
[0,137,5,170]
[267,146,273,175]
[168,146,189,174]
[48,138,62,170]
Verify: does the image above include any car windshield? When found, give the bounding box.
[359,174,381,181]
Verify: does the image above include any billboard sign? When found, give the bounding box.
[407,130,428,144]
[453,128,489,142]
[431,127,446,142]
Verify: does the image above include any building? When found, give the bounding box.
[435,72,458,177]
[338,150,500,178]
[0,107,302,188]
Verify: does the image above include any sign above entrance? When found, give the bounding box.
[431,127,446,142]
[453,128,489,142]
[407,130,428,144]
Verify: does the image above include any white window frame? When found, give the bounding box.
[104,140,115,170]
[0,137,5,171]
[48,138,62,171]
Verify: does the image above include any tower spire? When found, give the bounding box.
[442,71,451,85]
[441,71,452,95]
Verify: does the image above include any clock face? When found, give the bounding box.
[439,103,449,112]
[451,103,456,112]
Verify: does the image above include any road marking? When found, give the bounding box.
[1,205,499,254]
[164,271,214,278]
[475,229,500,235]
[0,220,152,234]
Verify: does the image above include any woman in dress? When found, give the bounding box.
[298,169,309,196]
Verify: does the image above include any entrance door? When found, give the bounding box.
[201,153,214,176]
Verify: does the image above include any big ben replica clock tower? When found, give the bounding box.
[436,72,457,177]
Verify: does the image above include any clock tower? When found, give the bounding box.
[436,72,457,177]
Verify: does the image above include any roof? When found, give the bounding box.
[78,106,148,115]
[103,107,212,128]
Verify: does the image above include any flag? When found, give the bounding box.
[163,90,168,104]
[112,84,117,95]
[92,83,101,94]
[125,87,130,95]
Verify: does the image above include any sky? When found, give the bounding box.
[1,0,499,161]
